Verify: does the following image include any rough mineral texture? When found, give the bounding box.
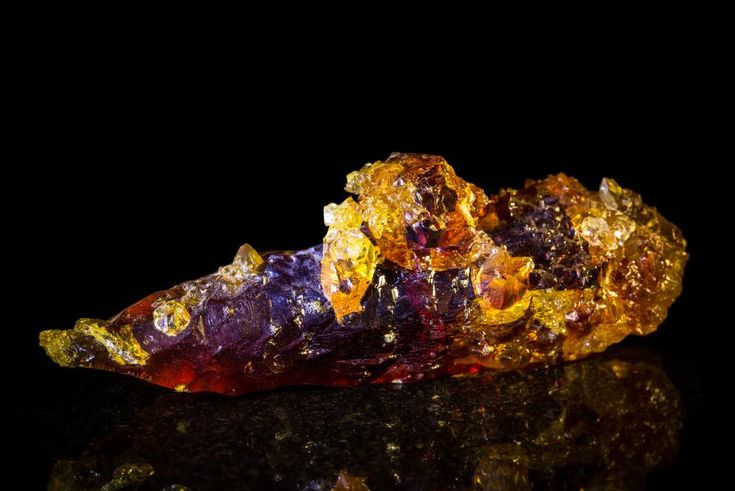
[47,348,680,490]
[40,153,687,394]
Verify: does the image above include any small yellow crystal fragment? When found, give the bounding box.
[216,242,264,293]
[40,318,149,367]
[234,243,264,269]
[77,320,149,365]
[40,319,149,366]
[472,245,534,309]
[321,198,379,320]
[39,329,81,367]
[153,300,191,337]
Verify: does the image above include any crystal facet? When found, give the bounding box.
[40,154,687,394]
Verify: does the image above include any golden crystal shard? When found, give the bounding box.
[152,300,191,337]
[42,318,149,367]
[472,245,534,310]
[321,198,379,320]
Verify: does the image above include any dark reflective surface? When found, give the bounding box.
[32,347,679,490]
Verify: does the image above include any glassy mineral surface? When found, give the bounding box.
[47,348,681,490]
[40,153,687,394]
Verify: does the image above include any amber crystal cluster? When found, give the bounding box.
[40,154,687,394]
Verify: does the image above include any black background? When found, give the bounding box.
[12,41,713,488]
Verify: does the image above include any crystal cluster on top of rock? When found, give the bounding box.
[39,153,687,394]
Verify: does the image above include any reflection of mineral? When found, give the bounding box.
[48,349,681,490]
[40,154,687,394]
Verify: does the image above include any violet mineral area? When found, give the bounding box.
[40,154,687,394]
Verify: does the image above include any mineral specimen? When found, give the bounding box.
[40,153,687,394]
[47,348,680,490]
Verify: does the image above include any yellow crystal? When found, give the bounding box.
[472,244,534,310]
[234,243,264,270]
[152,300,192,337]
[40,318,149,367]
[321,197,379,320]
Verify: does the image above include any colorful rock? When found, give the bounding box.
[40,154,687,394]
